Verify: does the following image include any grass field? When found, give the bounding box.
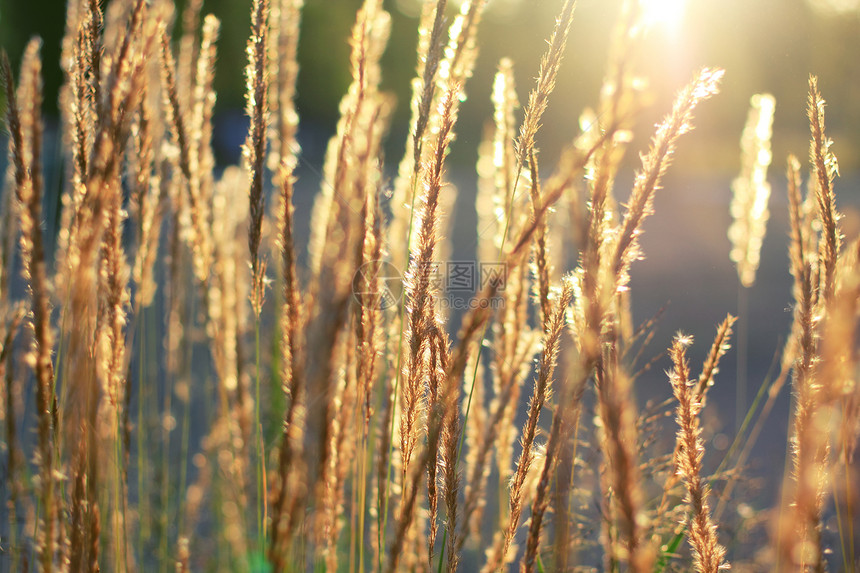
[0,0,858,571]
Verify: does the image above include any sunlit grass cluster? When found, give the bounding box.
[0,0,858,572]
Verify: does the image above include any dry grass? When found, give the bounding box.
[1,0,858,572]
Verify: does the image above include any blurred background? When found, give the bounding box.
[2,0,860,169]
[1,0,859,563]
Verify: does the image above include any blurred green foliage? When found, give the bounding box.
[1,0,859,171]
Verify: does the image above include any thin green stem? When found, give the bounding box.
[357,406,374,572]
[177,292,194,545]
[177,389,191,534]
[374,356,387,571]
[713,345,782,522]
[115,403,125,573]
[255,315,264,555]
[497,165,524,256]
[349,435,359,572]
[159,440,171,569]
[160,308,173,573]
[137,305,149,562]
[714,352,775,479]
[832,471,848,573]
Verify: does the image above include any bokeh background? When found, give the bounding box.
[2,0,860,169]
[2,0,860,563]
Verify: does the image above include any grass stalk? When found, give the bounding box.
[736,284,748,431]
[255,315,264,555]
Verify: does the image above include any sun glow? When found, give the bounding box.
[807,0,860,15]
[642,0,686,31]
